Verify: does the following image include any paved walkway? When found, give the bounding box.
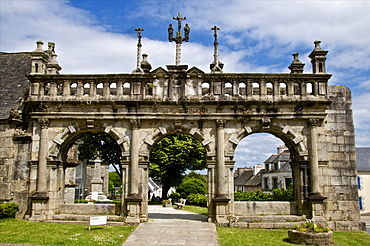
[122,206,219,246]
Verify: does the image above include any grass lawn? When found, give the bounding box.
[182,205,208,216]
[0,218,136,246]
[217,227,370,246]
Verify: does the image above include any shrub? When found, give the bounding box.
[234,190,272,201]
[272,187,293,201]
[177,178,207,198]
[234,187,293,201]
[0,202,19,219]
[187,194,207,207]
[74,199,88,203]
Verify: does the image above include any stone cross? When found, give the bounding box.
[168,12,190,65]
[133,27,144,73]
[212,25,220,41]
[211,25,223,73]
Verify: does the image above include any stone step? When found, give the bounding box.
[51,214,123,222]
[235,221,298,229]
[238,215,305,223]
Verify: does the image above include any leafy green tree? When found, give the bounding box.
[108,172,122,192]
[149,134,207,199]
[78,132,122,177]
[177,178,207,197]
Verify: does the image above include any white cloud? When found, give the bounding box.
[1,0,370,151]
[234,134,284,169]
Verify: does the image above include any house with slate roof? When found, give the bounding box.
[234,165,265,192]
[356,147,370,214]
[261,146,293,191]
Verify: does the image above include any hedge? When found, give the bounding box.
[0,202,19,219]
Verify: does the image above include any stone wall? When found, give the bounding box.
[234,201,298,216]
[321,86,360,222]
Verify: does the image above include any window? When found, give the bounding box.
[274,162,279,170]
[359,197,363,210]
[285,178,292,189]
[264,178,269,190]
[273,178,278,189]
[265,164,270,171]
[357,176,361,189]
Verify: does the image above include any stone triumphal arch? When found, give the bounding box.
[0,18,365,231]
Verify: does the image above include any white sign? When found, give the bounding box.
[89,216,107,230]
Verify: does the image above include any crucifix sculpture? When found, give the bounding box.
[168,12,190,65]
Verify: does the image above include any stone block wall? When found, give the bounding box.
[321,85,360,222]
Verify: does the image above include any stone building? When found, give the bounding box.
[262,146,293,191]
[0,28,365,230]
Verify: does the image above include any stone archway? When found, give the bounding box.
[11,40,362,230]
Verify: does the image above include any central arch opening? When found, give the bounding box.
[148,134,208,211]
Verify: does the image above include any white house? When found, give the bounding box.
[357,147,370,214]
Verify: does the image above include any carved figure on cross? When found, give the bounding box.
[168,12,190,65]
[212,25,220,42]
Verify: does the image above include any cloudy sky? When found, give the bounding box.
[1,0,369,169]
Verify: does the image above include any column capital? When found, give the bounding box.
[216,119,226,128]
[38,118,49,128]
[130,119,141,129]
[308,118,319,127]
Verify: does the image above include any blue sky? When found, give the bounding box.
[1,0,370,169]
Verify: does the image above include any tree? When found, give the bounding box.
[177,178,207,198]
[108,172,122,191]
[149,134,207,199]
[78,132,122,177]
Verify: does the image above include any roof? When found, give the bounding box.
[245,169,265,186]
[234,170,253,186]
[0,52,31,120]
[356,147,370,171]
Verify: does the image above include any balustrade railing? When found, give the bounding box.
[28,74,329,102]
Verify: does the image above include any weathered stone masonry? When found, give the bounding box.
[0,39,365,231]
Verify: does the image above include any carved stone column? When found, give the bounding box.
[129,119,140,196]
[212,119,230,225]
[29,119,49,221]
[125,119,142,225]
[308,119,320,195]
[216,119,227,197]
[307,119,326,220]
[37,118,49,195]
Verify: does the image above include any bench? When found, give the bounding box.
[175,198,186,209]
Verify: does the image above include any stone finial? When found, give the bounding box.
[309,40,328,74]
[34,40,44,52]
[140,54,152,73]
[314,40,322,50]
[288,52,305,74]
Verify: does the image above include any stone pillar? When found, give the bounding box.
[308,119,320,195]
[216,120,227,196]
[29,119,49,221]
[212,119,230,225]
[125,119,142,225]
[307,118,326,220]
[129,119,140,196]
[37,119,49,195]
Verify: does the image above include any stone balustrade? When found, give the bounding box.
[28,73,331,102]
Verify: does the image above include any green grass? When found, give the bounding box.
[182,204,208,216]
[217,227,370,246]
[0,218,136,246]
